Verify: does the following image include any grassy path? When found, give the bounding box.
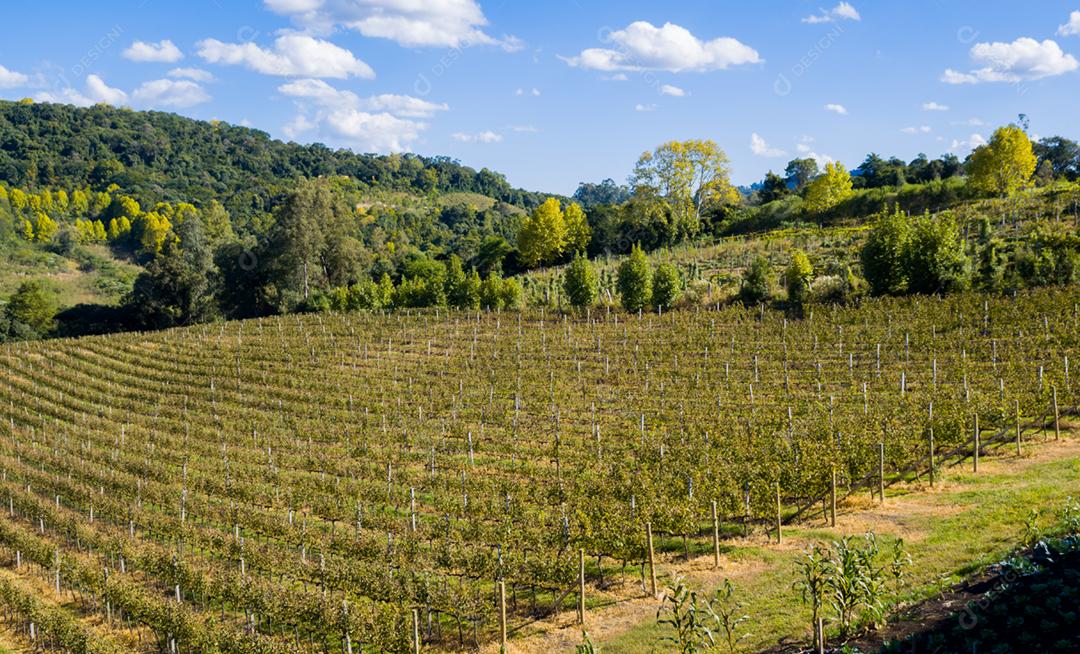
[487,432,1080,653]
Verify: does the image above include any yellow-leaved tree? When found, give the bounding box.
[967,125,1037,197]
[631,140,739,240]
[563,202,591,255]
[804,162,854,213]
[518,198,568,268]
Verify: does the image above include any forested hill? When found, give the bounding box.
[0,100,550,220]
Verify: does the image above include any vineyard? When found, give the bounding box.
[0,289,1075,653]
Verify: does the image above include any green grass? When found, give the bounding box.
[599,441,1080,653]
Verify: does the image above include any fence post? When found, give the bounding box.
[973,413,980,473]
[498,580,507,650]
[711,501,721,568]
[1015,400,1022,456]
[928,427,935,488]
[412,608,421,654]
[829,467,837,528]
[775,483,783,544]
[878,443,886,504]
[646,522,657,598]
[577,548,586,626]
[1053,385,1060,441]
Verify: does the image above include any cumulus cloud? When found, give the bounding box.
[560,21,761,73]
[277,78,444,152]
[825,103,848,114]
[949,133,988,152]
[660,84,685,97]
[922,101,949,111]
[1058,11,1080,37]
[451,131,503,144]
[36,74,128,107]
[168,67,215,82]
[0,64,29,88]
[943,37,1078,84]
[132,79,211,107]
[900,126,932,134]
[264,0,520,50]
[197,34,374,79]
[750,133,786,158]
[123,40,184,63]
[802,2,861,24]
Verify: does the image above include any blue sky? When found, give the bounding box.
[2,1,1080,194]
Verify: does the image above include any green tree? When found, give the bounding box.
[803,162,853,213]
[739,256,773,305]
[904,212,969,294]
[617,244,653,312]
[4,280,57,339]
[127,215,217,328]
[759,171,790,204]
[563,252,599,308]
[785,158,820,191]
[861,207,911,296]
[652,263,682,310]
[518,198,568,268]
[967,125,1037,196]
[784,250,814,308]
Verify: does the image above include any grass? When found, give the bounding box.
[527,435,1080,654]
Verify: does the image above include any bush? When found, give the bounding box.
[617,244,653,311]
[738,256,772,305]
[3,279,57,339]
[861,207,911,296]
[652,263,682,310]
[904,212,969,294]
[784,250,813,309]
[563,253,599,308]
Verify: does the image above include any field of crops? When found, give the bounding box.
[0,289,1075,653]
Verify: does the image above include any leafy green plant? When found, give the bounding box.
[575,630,598,654]
[707,579,750,654]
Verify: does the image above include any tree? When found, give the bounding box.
[904,212,970,294]
[4,280,57,338]
[652,263,682,310]
[739,256,772,305]
[518,198,568,268]
[632,140,738,240]
[758,171,790,204]
[1033,135,1080,180]
[803,162,854,213]
[563,252,599,308]
[785,158,820,191]
[617,244,653,312]
[861,207,911,296]
[563,202,592,254]
[127,215,217,328]
[784,250,814,308]
[967,125,1037,196]
[33,211,58,242]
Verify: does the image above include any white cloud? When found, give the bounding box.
[36,74,128,107]
[949,133,987,153]
[635,103,657,112]
[825,103,848,114]
[196,34,374,79]
[750,133,787,158]
[922,101,949,111]
[452,131,503,144]
[264,0,520,50]
[1058,11,1080,37]
[560,21,761,73]
[515,87,540,97]
[0,64,29,88]
[660,84,685,97]
[951,117,986,126]
[900,126,932,134]
[606,73,629,81]
[277,78,440,152]
[168,67,215,82]
[943,37,1078,84]
[123,40,184,63]
[796,143,812,154]
[509,125,538,133]
[132,79,211,108]
[803,2,861,24]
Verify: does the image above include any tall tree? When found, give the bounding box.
[518,198,567,268]
[617,244,653,312]
[563,252,598,308]
[563,202,592,254]
[631,140,738,240]
[967,125,1037,197]
[804,162,854,213]
[784,158,820,191]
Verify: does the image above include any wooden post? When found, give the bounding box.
[878,443,886,504]
[711,501,721,569]
[412,608,421,654]
[498,580,507,650]
[829,467,837,528]
[646,523,657,598]
[1053,385,1060,441]
[818,617,826,654]
[775,483,783,544]
[973,413,980,473]
[1015,400,1022,456]
[928,427,935,488]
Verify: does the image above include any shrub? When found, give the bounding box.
[617,244,653,312]
[652,263,682,310]
[563,253,599,308]
[738,256,772,305]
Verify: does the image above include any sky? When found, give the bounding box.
[2,1,1080,195]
